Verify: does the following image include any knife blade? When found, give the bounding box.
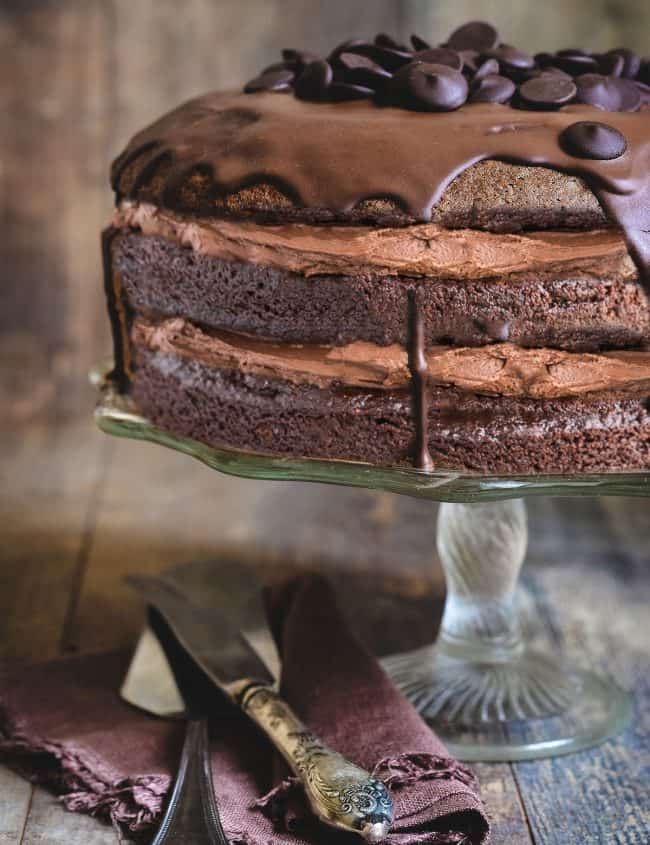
[161,558,282,679]
[127,574,394,843]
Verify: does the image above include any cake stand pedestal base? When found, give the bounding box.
[382,500,632,762]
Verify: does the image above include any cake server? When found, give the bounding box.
[127,574,394,843]
[140,606,229,845]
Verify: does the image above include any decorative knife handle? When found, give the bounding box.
[239,683,394,843]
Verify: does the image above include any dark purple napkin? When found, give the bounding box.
[0,575,488,844]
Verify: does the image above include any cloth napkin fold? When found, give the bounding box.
[0,574,489,845]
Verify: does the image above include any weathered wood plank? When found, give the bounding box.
[0,421,111,664]
[0,3,114,422]
[512,499,650,845]
[473,763,532,845]
[20,788,118,845]
[0,766,31,845]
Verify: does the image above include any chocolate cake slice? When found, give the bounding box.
[103,22,650,473]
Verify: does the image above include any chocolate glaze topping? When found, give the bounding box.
[112,93,650,292]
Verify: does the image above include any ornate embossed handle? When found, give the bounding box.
[239,684,393,842]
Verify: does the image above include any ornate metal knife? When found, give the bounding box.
[127,574,394,843]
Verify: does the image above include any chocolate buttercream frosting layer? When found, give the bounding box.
[111,229,649,352]
[130,345,650,473]
[133,316,650,400]
[111,93,650,290]
[113,202,635,280]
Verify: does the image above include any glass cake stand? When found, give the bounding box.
[95,375,648,762]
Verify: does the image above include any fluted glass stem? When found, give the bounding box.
[384,499,578,724]
[436,500,527,660]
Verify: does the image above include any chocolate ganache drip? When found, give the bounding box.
[407,289,434,471]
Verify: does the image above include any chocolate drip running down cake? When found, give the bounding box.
[103,22,650,473]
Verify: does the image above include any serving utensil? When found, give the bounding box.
[127,574,394,842]
[143,607,229,845]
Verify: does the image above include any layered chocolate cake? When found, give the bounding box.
[103,22,650,473]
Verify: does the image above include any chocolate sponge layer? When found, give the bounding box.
[112,232,650,352]
[131,346,650,474]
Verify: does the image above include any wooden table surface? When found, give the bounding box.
[1,417,649,844]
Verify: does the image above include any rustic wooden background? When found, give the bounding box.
[2,0,650,424]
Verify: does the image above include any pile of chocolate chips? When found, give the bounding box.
[244,21,650,113]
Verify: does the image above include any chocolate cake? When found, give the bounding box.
[103,22,650,473]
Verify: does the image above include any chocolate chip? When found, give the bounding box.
[575,74,641,112]
[597,52,625,77]
[474,58,500,81]
[389,61,469,111]
[557,47,594,57]
[327,83,375,102]
[458,49,481,73]
[519,75,577,108]
[244,69,294,93]
[344,43,414,72]
[605,48,641,79]
[328,40,368,65]
[523,66,573,82]
[294,60,333,101]
[640,59,650,86]
[544,53,599,75]
[328,39,368,64]
[547,66,576,80]
[609,78,642,111]
[483,45,535,73]
[534,52,554,67]
[574,74,618,110]
[559,121,627,159]
[335,52,380,71]
[282,49,320,72]
[469,74,515,104]
[375,33,407,50]
[410,34,431,51]
[414,47,463,71]
[342,63,392,93]
[448,21,499,52]
[635,81,650,105]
